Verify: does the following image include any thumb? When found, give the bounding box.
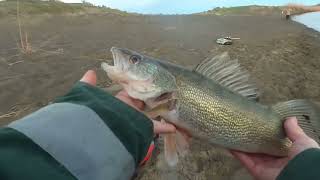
[80,70,97,86]
[284,117,306,142]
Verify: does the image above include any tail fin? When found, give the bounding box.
[272,100,320,143]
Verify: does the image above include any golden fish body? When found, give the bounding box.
[170,66,291,155]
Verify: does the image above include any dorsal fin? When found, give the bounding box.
[194,52,259,100]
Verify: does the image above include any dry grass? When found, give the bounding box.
[17,1,32,55]
[287,3,320,13]
[0,0,131,64]
[0,1,130,17]
[199,5,283,16]
[0,1,65,66]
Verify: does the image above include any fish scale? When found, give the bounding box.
[174,73,291,155]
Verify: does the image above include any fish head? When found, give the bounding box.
[102,47,177,102]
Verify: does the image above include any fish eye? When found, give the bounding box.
[129,55,140,64]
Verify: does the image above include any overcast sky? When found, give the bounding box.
[62,0,319,14]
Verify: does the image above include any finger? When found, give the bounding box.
[153,120,176,134]
[230,151,256,172]
[129,98,145,110]
[284,117,306,142]
[116,90,129,97]
[80,70,97,86]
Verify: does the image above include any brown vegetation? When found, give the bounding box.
[285,3,320,15]
[17,1,33,55]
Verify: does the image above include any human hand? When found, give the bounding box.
[80,70,176,135]
[231,117,319,180]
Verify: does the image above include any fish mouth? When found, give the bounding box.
[101,47,131,83]
[101,47,129,73]
[109,46,129,72]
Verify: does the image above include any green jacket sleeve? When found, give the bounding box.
[277,148,320,180]
[1,82,153,180]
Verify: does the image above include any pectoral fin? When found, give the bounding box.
[175,130,190,157]
[161,117,192,166]
[163,132,179,167]
[163,129,191,166]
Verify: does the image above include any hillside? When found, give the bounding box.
[199,5,283,16]
[286,4,320,15]
[0,0,130,17]
[201,5,320,16]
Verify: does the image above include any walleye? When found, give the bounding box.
[102,47,320,166]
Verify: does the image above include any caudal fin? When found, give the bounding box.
[272,100,320,143]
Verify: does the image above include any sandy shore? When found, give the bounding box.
[1,12,320,179]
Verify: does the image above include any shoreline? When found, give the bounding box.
[292,12,320,32]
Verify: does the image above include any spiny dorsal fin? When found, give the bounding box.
[272,100,320,144]
[194,52,259,100]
